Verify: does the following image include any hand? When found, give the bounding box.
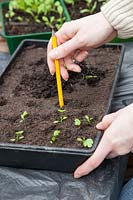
[47,12,116,80]
[74,104,133,178]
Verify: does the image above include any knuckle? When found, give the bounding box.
[76,34,85,45]
[62,22,71,30]
[61,44,68,56]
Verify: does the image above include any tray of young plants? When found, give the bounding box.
[0,39,125,172]
[0,0,70,54]
[63,0,133,43]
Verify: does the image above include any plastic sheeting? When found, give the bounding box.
[0,43,133,200]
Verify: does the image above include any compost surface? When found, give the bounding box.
[0,45,120,149]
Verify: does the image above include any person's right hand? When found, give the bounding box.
[47,12,117,80]
[74,104,133,178]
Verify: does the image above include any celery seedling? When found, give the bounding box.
[84,115,93,125]
[74,118,81,126]
[20,111,28,123]
[10,130,24,143]
[50,130,60,144]
[77,137,94,148]
[53,116,68,124]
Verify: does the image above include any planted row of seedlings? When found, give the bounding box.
[13,109,94,148]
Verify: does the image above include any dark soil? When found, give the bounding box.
[65,0,106,19]
[0,43,120,149]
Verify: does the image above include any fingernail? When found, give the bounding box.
[74,173,81,179]
[72,67,81,73]
[50,71,55,76]
[96,122,103,129]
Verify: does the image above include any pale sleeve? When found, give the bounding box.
[101,0,133,39]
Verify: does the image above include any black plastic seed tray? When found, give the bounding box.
[0,40,125,172]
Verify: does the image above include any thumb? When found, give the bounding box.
[96,112,118,130]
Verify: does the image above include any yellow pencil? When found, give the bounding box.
[51,29,64,108]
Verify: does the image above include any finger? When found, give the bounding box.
[59,59,69,81]
[74,134,111,178]
[74,50,88,62]
[65,63,81,73]
[64,56,81,72]
[48,33,85,60]
[106,152,118,159]
[96,112,118,130]
[47,38,56,75]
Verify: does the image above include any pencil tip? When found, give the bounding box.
[52,29,55,36]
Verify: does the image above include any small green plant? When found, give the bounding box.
[85,75,97,80]
[53,109,68,124]
[20,111,28,123]
[58,109,66,113]
[77,137,94,148]
[50,130,60,144]
[53,115,68,124]
[10,130,24,143]
[74,118,81,126]
[84,115,93,124]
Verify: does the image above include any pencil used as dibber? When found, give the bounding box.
[51,29,64,108]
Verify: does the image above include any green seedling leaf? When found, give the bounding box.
[85,75,97,80]
[61,116,68,121]
[20,111,28,122]
[77,137,94,148]
[64,0,75,5]
[50,136,56,144]
[15,130,24,135]
[74,118,81,126]
[83,138,94,148]
[10,138,16,142]
[58,109,66,113]
[80,9,90,14]
[53,130,60,137]
[18,136,24,140]
[50,130,60,144]
[76,137,83,142]
[53,120,60,124]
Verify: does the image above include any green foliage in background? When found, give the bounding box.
[5,0,66,29]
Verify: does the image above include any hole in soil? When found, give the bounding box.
[0,96,7,106]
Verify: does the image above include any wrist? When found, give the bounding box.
[99,12,115,36]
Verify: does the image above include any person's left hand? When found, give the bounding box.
[74,104,133,178]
